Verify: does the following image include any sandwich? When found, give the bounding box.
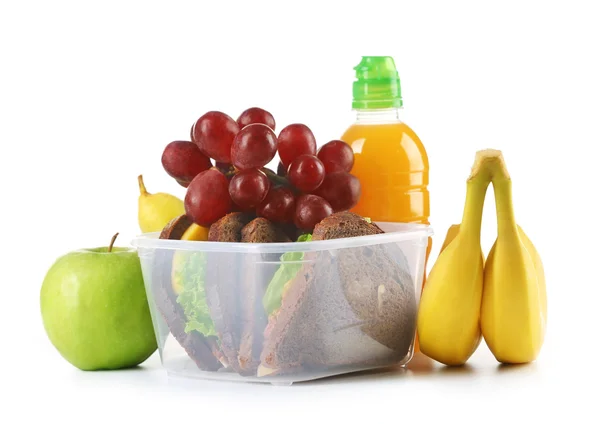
[204,215,289,375]
[153,211,416,378]
[258,212,416,376]
[154,213,289,373]
[152,215,222,371]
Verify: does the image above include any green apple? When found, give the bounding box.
[40,233,157,370]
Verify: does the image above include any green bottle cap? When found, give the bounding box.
[352,56,403,109]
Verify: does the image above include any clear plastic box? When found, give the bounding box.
[132,222,432,384]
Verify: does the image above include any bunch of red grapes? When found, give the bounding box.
[161,107,360,231]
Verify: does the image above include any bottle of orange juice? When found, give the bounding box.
[341,56,431,258]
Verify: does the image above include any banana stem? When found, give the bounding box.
[460,150,498,240]
[460,177,488,240]
[492,179,519,239]
[473,149,519,239]
[138,175,148,196]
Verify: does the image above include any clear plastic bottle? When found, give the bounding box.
[341,56,430,228]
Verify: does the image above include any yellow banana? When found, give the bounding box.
[137,175,185,233]
[417,153,491,366]
[480,150,547,364]
[440,224,460,252]
[414,224,459,354]
[518,227,547,321]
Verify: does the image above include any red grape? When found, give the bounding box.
[313,172,361,212]
[184,168,232,227]
[192,111,239,163]
[317,140,354,173]
[256,186,295,223]
[321,161,346,174]
[162,141,212,187]
[229,169,270,210]
[231,123,278,170]
[288,154,325,192]
[277,124,317,168]
[294,194,333,230]
[237,107,276,131]
[277,161,287,177]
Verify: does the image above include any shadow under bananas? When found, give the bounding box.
[496,362,538,375]
[407,352,477,377]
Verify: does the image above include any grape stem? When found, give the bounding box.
[261,168,294,189]
[226,167,296,191]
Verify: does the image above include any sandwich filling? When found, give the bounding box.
[174,252,216,337]
[263,233,312,316]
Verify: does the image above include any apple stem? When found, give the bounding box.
[138,175,148,196]
[108,233,119,253]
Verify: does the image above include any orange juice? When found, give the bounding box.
[341,117,429,224]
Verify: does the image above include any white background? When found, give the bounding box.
[2,0,599,422]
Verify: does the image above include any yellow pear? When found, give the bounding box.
[137,175,185,233]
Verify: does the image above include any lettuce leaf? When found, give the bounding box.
[263,234,312,316]
[296,233,313,243]
[175,252,216,336]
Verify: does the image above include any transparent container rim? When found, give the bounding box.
[130,221,433,253]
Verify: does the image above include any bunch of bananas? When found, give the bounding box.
[417,150,547,366]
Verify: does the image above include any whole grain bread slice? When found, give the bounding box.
[241,217,291,244]
[311,211,383,240]
[159,215,194,240]
[151,255,221,371]
[204,213,254,372]
[208,212,254,242]
[150,216,223,371]
[313,212,415,351]
[237,218,290,375]
[259,212,416,376]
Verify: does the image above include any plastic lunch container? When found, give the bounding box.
[132,222,432,385]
